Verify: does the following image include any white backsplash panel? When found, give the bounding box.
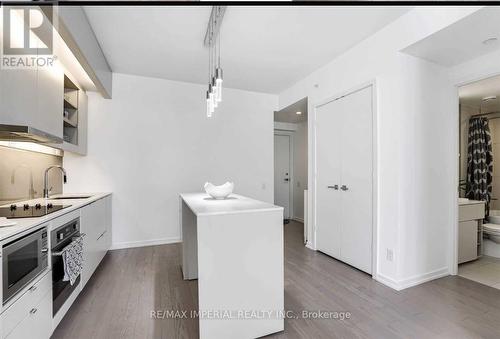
[0,145,63,205]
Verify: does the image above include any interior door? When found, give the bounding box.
[339,86,373,274]
[315,98,343,259]
[274,134,291,219]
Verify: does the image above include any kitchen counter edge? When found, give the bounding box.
[0,193,112,242]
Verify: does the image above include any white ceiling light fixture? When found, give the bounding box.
[482,95,497,101]
[296,111,302,115]
[479,95,498,114]
[205,6,226,118]
[482,37,498,45]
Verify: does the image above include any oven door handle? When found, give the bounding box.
[52,233,86,256]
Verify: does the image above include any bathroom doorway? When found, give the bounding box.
[457,74,500,289]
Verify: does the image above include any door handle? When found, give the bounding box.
[284,178,289,182]
[327,185,339,190]
[97,231,106,241]
[340,185,348,191]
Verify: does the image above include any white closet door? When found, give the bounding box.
[315,86,373,274]
[315,97,343,259]
[339,86,373,274]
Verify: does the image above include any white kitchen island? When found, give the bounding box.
[180,193,284,339]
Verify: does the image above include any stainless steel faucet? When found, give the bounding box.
[43,165,67,198]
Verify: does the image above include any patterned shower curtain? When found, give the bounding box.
[466,117,493,213]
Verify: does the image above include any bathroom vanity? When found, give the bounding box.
[458,199,485,263]
[179,193,284,339]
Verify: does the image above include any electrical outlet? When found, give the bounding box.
[386,249,394,262]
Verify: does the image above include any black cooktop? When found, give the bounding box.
[0,203,70,219]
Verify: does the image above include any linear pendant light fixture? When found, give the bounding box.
[205,6,225,118]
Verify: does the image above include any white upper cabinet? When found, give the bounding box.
[0,68,39,128]
[0,34,64,142]
[0,65,63,141]
[37,64,64,139]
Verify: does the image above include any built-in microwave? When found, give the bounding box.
[2,226,49,304]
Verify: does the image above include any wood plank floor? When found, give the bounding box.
[52,221,500,339]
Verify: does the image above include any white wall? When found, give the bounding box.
[278,7,479,290]
[64,73,277,249]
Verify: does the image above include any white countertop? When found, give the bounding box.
[180,193,282,217]
[0,193,112,241]
[458,198,486,206]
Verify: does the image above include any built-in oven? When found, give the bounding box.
[51,217,81,316]
[2,226,49,304]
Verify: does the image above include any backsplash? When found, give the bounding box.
[0,145,63,205]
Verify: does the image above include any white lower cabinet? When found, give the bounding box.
[5,291,52,339]
[458,202,485,264]
[1,272,52,339]
[0,195,112,339]
[81,196,112,288]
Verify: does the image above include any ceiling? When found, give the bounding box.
[83,6,410,94]
[403,7,500,67]
[274,97,307,123]
[460,74,500,114]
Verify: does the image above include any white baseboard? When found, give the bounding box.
[291,217,304,223]
[374,273,401,290]
[111,237,181,250]
[398,267,450,290]
[305,241,315,250]
[375,267,449,291]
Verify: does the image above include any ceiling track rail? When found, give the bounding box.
[204,6,226,47]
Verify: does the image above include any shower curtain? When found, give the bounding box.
[466,117,493,214]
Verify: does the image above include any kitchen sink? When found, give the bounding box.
[50,195,92,200]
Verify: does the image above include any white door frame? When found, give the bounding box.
[274,130,294,220]
[451,70,500,275]
[311,80,378,277]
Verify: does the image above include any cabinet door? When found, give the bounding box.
[105,195,112,250]
[37,63,64,139]
[80,199,106,287]
[0,41,63,140]
[339,86,373,274]
[0,68,38,127]
[5,291,52,339]
[458,221,478,264]
[315,97,342,259]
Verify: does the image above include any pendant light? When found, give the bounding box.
[212,36,218,109]
[215,30,223,103]
[206,90,212,118]
[204,6,225,118]
[207,20,215,118]
[206,40,212,117]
